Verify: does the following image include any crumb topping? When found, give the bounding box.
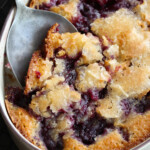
[50,0,79,21]
[75,63,110,92]
[109,66,150,99]
[96,97,123,119]
[30,76,81,116]
[53,59,66,75]
[91,8,150,60]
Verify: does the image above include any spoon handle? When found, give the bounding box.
[15,0,25,8]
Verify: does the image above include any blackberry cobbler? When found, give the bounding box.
[5,0,150,150]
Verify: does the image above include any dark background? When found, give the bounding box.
[0,0,19,149]
[0,0,15,32]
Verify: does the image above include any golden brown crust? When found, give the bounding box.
[89,130,126,150]
[96,97,122,119]
[50,0,79,21]
[29,76,81,116]
[61,32,103,64]
[25,23,104,95]
[5,100,47,150]
[29,0,79,21]
[109,66,150,99]
[25,50,53,95]
[63,130,126,150]
[44,23,103,62]
[75,63,110,92]
[63,138,88,150]
[91,8,150,60]
[43,23,61,59]
[116,111,150,150]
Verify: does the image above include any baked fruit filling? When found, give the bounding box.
[5,0,150,150]
[29,0,143,33]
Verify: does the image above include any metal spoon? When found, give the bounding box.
[6,0,77,87]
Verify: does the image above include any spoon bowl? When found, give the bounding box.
[6,0,77,87]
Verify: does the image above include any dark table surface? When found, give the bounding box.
[0,0,19,149]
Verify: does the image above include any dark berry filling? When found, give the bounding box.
[73,2,100,33]
[120,99,132,116]
[134,99,150,113]
[65,69,77,85]
[71,88,107,124]
[55,50,82,85]
[41,118,64,150]
[64,58,78,85]
[88,89,100,101]
[73,114,113,145]
[72,94,96,124]
[6,87,31,109]
[38,0,69,10]
[71,89,110,145]
[72,0,143,33]
[83,88,107,102]
[120,93,150,116]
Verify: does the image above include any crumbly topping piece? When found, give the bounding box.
[61,32,102,65]
[75,63,110,92]
[56,49,66,58]
[53,58,66,75]
[109,66,150,99]
[43,24,103,66]
[45,81,81,113]
[25,51,53,95]
[50,0,79,21]
[91,8,150,60]
[103,44,119,59]
[61,32,85,58]
[30,76,81,117]
[134,0,150,24]
[96,97,122,119]
[77,33,103,65]
[104,59,121,75]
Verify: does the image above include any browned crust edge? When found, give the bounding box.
[43,23,60,59]
[24,50,42,95]
[5,100,47,150]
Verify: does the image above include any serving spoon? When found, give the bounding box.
[6,0,77,87]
